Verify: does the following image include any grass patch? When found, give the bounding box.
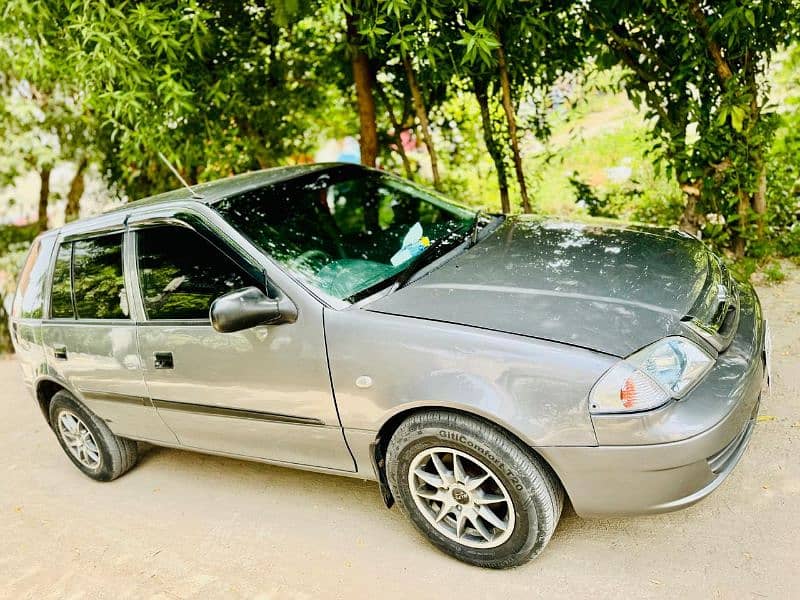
[764,262,787,284]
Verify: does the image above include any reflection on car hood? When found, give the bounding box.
[367,216,711,356]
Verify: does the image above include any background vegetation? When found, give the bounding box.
[1,1,799,351]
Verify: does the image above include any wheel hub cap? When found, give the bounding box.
[408,447,516,549]
[451,488,469,504]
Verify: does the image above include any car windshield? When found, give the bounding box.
[214,166,476,302]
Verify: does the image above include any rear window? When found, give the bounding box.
[72,235,128,320]
[48,234,129,320]
[11,236,56,319]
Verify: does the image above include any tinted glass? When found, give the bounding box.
[72,235,128,320]
[12,236,56,319]
[50,243,74,319]
[215,167,475,301]
[137,226,255,320]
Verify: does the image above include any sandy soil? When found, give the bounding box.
[1,268,798,599]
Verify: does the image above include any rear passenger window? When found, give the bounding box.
[72,234,129,320]
[137,226,256,320]
[49,243,75,319]
[11,236,56,319]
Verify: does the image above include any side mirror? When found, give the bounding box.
[210,286,296,333]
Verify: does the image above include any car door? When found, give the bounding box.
[41,231,177,444]
[130,220,355,472]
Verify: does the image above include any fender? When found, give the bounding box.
[325,309,609,451]
[32,372,80,426]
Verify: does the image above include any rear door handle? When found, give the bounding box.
[154,352,174,370]
[53,344,68,360]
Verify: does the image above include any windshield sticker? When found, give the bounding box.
[391,222,430,266]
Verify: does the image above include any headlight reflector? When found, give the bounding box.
[589,337,714,414]
[630,337,714,397]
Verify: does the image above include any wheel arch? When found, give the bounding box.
[371,404,567,510]
[33,376,72,427]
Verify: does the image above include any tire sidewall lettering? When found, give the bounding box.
[435,429,524,492]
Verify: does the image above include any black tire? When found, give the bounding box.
[386,411,563,568]
[49,390,139,482]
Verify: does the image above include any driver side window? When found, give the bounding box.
[136,226,257,320]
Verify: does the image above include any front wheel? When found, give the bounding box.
[386,411,563,568]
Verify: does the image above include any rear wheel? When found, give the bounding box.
[386,411,563,568]
[49,390,138,482]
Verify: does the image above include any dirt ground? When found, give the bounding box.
[1,267,798,600]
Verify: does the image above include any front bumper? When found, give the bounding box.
[539,283,766,517]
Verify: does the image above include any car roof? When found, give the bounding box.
[55,162,353,237]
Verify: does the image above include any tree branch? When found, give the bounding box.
[686,1,733,83]
[609,23,670,73]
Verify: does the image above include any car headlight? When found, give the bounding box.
[589,337,714,414]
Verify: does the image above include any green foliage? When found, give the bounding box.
[8,0,355,199]
[0,2,101,185]
[764,49,800,258]
[585,0,798,256]
[0,223,38,254]
[567,167,684,225]
[763,261,787,284]
[726,256,759,282]
[0,0,798,265]
[629,180,685,227]
[457,17,501,67]
[568,172,614,218]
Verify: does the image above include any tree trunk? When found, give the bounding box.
[687,1,733,83]
[391,126,413,180]
[474,77,510,213]
[375,81,414,179]
[753,161,767,237]
[346,13,378,168]
[732,190,751,258]
[64,158,88,223]
[402,54,441,190]
[37,167,51,231]
[678,180,702,235]
[496,41,531,213]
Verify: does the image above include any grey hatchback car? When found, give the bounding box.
[10,163,767,568]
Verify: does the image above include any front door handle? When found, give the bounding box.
[53,344,68,360]
[153,352,174,370]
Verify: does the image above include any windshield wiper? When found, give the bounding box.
[467,211,489,248]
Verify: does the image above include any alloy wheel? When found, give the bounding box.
[57,410,102,469]
[407,447,516,549]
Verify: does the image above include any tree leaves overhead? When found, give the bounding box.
[0,0,798,255]
[7,0,354,196]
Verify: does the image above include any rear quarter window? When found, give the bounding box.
[49,243,75,319]
[11,236,57,319]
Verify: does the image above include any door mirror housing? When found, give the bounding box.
[210,286,296,333]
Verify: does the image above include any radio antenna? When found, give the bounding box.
[157,151,203,199]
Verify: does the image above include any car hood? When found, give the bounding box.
[367,216,713,356]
